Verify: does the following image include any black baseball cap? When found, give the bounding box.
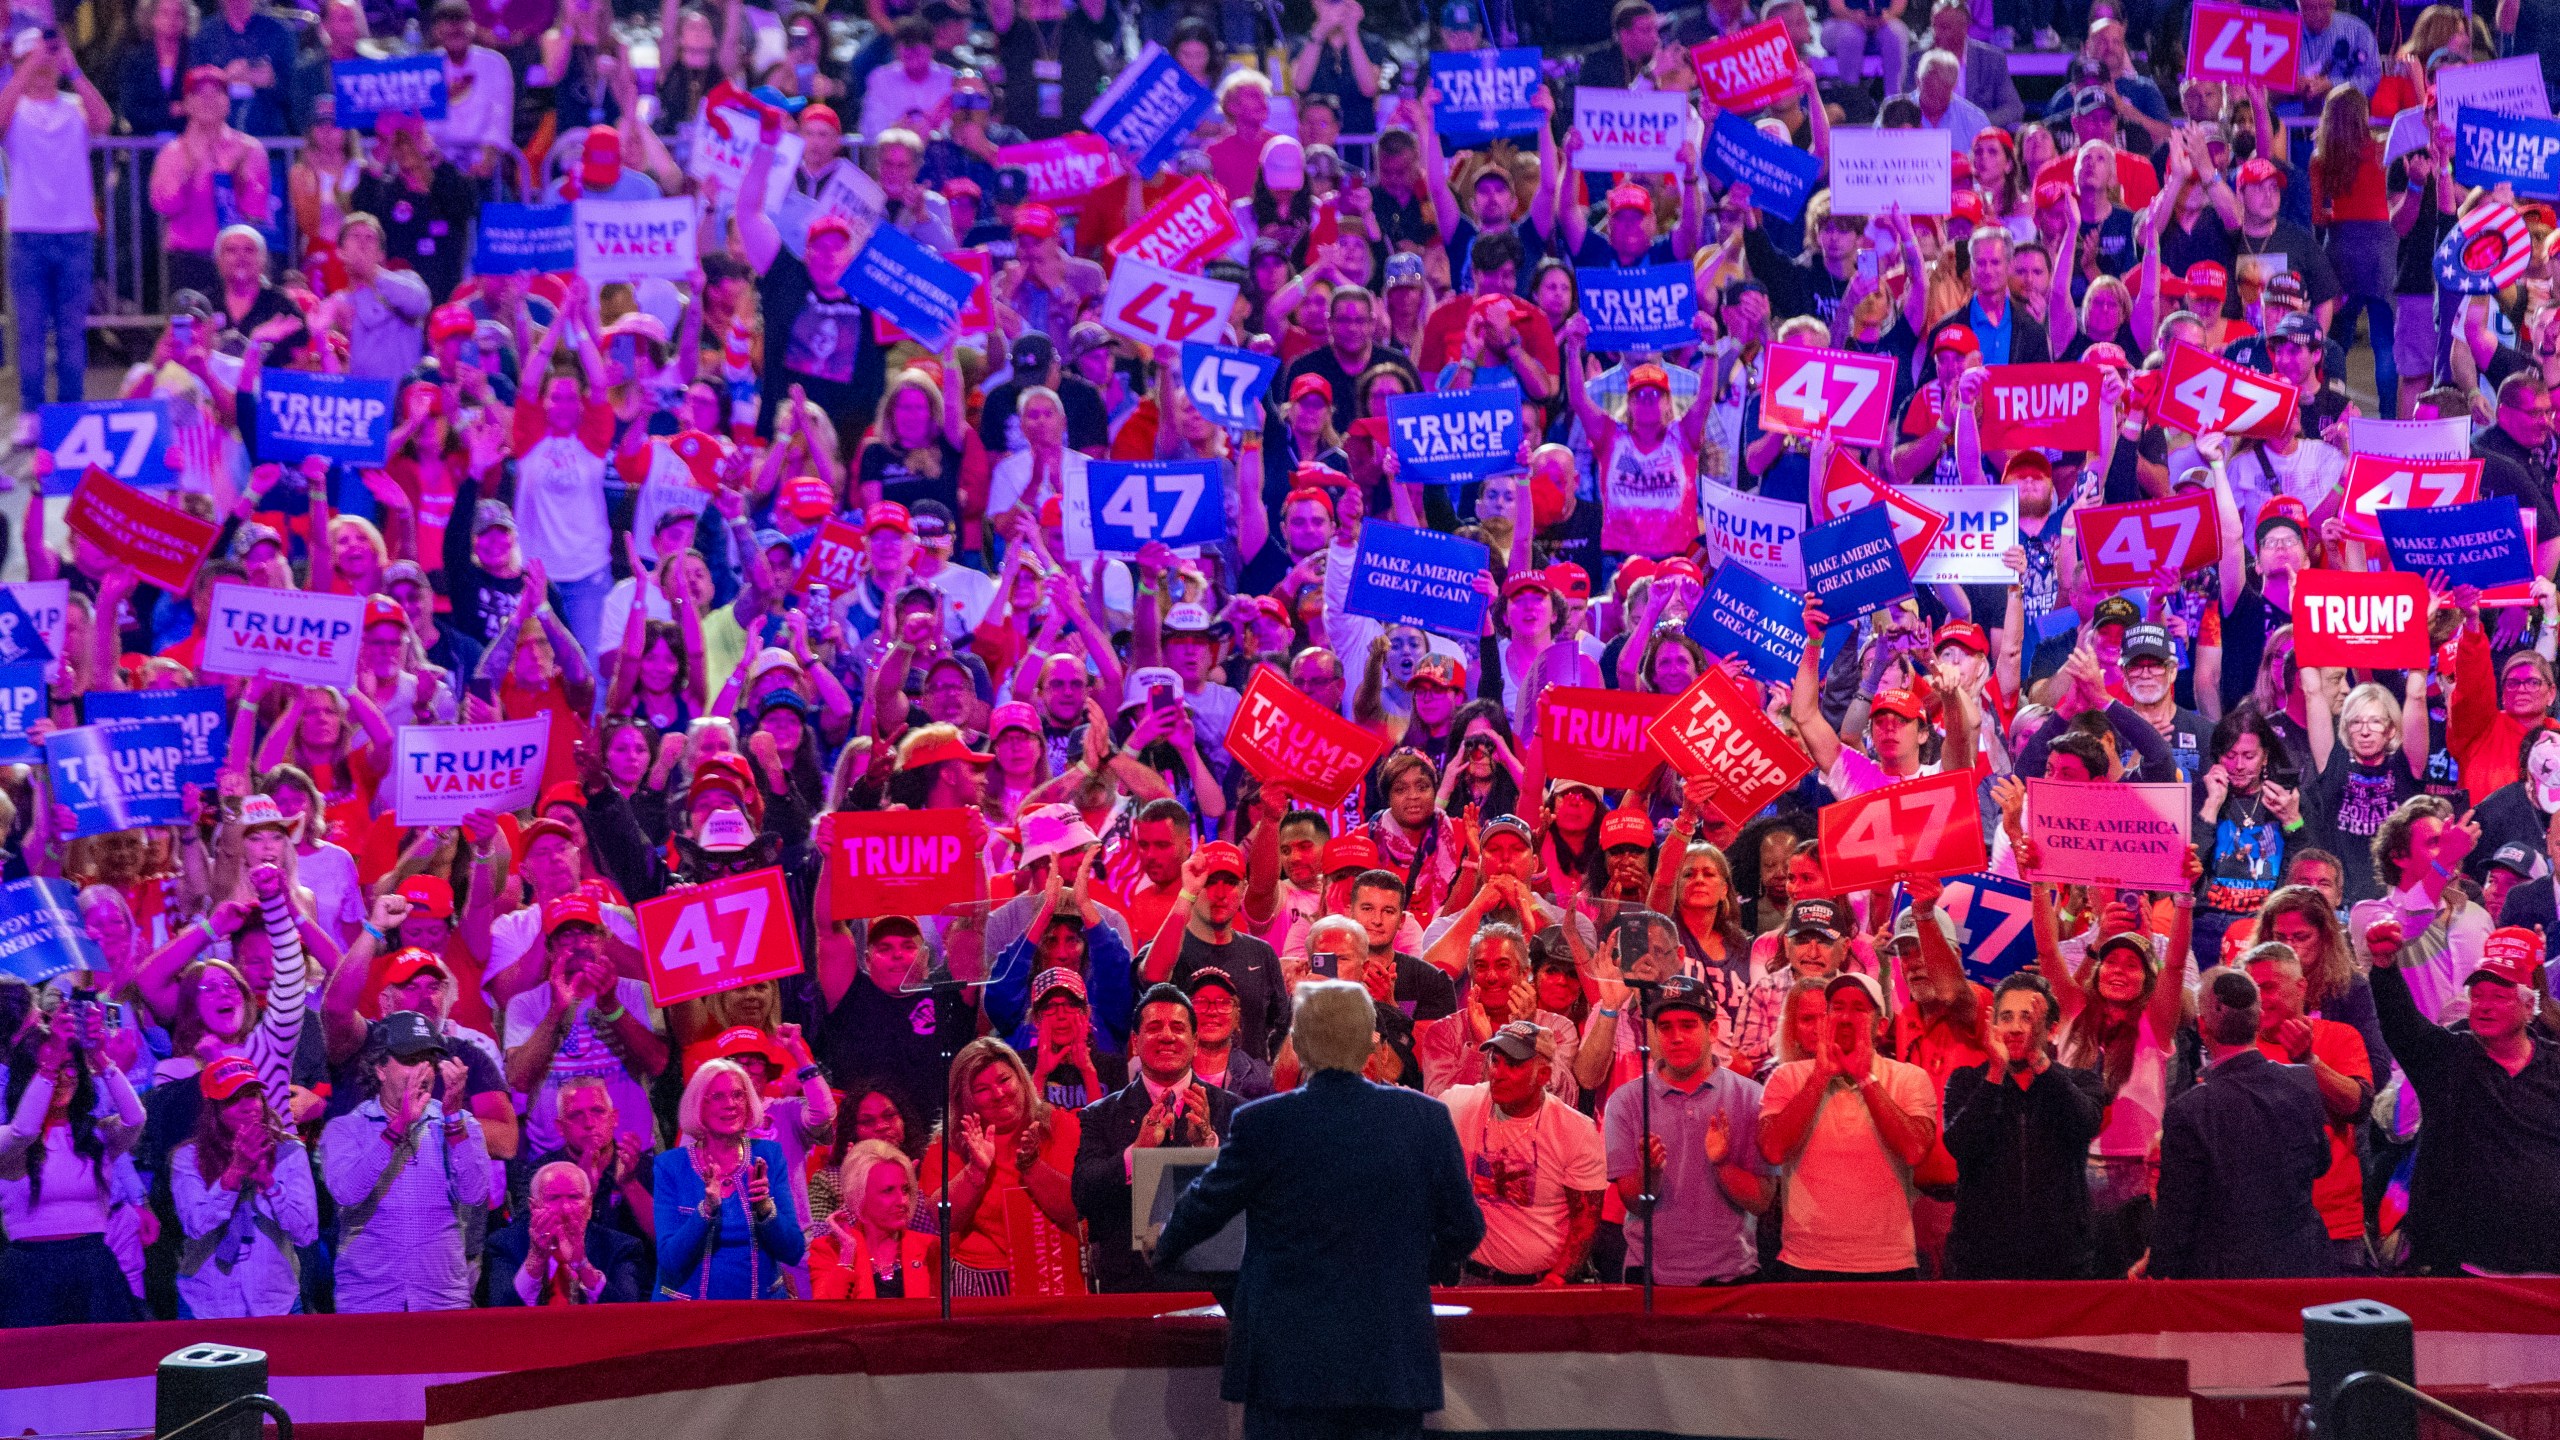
[2122,623,2176,664]
[375,1010,449,1062]
[1786,898,1850,940]
[1648,973,1712,1020]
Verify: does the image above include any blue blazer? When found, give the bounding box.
[1157,1069,1484,1413]
[651,1139,808,1299]
[2150,1049,2334,1280]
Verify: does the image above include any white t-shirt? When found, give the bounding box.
[514,432,615,584]
[1441,1083,1607,1277]
[5,92,92,234]
[297,842,367,947]
[501,977,660,1155]
[423,46,514,157]
[857,61,956,140]
[1758,1055,1939,1274]
[988,446,1087,518]
[918,558,997,635]
[597,576,675,660]
[483,901,644,1009]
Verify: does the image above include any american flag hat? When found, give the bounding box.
[2435,200,2532,294]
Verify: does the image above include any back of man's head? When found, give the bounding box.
[1291,980,1378,1073]
[2198,967,2262,1048]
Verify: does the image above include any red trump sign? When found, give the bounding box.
[2292,570,2432,669]
[821,809,985,919]
[1645,669,1810,825]
[1975,363,2105,453]
[1537,687,1671,791]
[1225,668,1385,807]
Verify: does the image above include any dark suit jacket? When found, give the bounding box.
[1158,1068,1484,1414]
[1928,307,2050,366]
[2150,1048,2334,1280]
[1072,1075,1242,1293]
[481,1220,648,1305]
[1958,38,2023,127]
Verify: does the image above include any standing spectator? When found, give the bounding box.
[1941,973,2105,1279]
[987,0,1108,143]
[652,1058,808,1299]
[2244,942,2376,1272]
[0,28,111,443]
[1757,972,1940,1280]
[1913,0,2022,125]
[1416,925,1578,1101]
[2142,969,2334,1279]
[1441,1021,1606,1284]
[857,17,954,139]
[1159,981,1483,1438]
[513,1074,655,1260]
[917,1037,1082,1296]
[1,1009,146,1326]
[421,0,514,177]
[1823,0,1912,95]
[169,1057,319,1319]
[1288,0,1385,136]
[1071,984,1240,1292]
[2296,0,2381,109]
[321,1012,495,1313]
[2369,920,2560,1275]
[739,142,882,454]
[1603,976,1771,1286]
[113,0,193,138]
[501,897,670,1160]
[189,0,296,136]
[2309,87,2396,415]
[1146,842,1290,1062]
[1185,969,1274,1099]
[312,214,433,380]
[149,67,273,299]
[352,115,481,302]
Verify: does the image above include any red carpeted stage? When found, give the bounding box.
[8,1280,2560,1440]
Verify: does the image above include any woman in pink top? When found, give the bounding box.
[1,1005,147,1326]
[147,66,272,300]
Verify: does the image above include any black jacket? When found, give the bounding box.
[1942,1059,2107,1279]
[1159,1069,1484,1414]
[1073,1074,1240,1293]
[2150,1048,2333,1279]
[2374,966,2560,1274]
[481,1219,647,1305]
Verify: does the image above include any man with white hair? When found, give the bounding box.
[1905,50,1988,151]
[1160,982,1483,1440]
[482,1160,646,1304]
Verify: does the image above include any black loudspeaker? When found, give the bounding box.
[2302,1300,2416,1440]
[156,1344,268,1440]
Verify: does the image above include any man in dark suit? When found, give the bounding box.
[1159,980,1485,1440]
[483,1162,647,1304]
[1926,227,2049,366]
[2145,969,2333,1280]
[1073,984,1242,1293]
[1910,0,2021,124]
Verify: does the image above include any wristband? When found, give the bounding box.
[795,1063,822,1082]
[194,917,218,945]
[363,923,389,946]
[592,1003,628,1024]
[1596,1006,1621,1019]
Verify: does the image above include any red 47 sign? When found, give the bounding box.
[2186,0,2300,90]
[1100,256,1237,348]
[2341,454,2482,542]
[637,867,803,1006]
[2152,342,2300,441]
[1817,450,1946,573]
[1817,770,1988,891]
[2073,492,2222,588]
[1759,344,1897,449]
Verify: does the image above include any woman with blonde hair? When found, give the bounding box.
[917,1037,1079,1297]
[859,360,969,516]
[2305,670,2429,902]
[288,93,363,272]
[810,1139,937,1299]
[652,1057,807,1300]
[2372,5,2486,117]
[1654,842,1751,994]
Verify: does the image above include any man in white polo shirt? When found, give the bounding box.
[1757,971,1940,1280]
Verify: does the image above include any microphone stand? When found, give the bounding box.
[1623,977,1663,1316]
[933,979,964,1322]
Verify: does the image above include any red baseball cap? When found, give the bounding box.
[1627,363,1671,395]
[1195,841,1247,878]
[704,1025,795,1073]
[1934,621,1990,656]
[2473,926,2543,988]
[2236,157,2284,188]
[2033,180,2072,210]
[800,103,841,132]
[1606,183,1652,214]
[1502,568,1554,601]
[1657,557,1705,587]
[1599,809,1654,850]
[199,1055,262,1102]
[806,212,856,245]
[581,125,623,190]
[2083,342,2133,372]
[1615,556,1660,593]
[429,303,477,343]
[399,873,455,920]
[1014,202,1061,239]
[1409,654,1467,692]
[2180,260,2229,299]
[1949,189,1984,223]
[865,501,913,535]
[2003,450,2053,484]
[900,730,994,769]
[539,780,587,815]
[785,474,835,520]
[542,894,607,937]
[1934,324,1981,356]
[1289,373,1334,405]
[1323,835,1381,873]
[1871,688,1928,720]
[380,947,450,988]
[1546,562,1591,601]
[364,595,407,630]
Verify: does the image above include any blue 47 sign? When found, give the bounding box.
[41,401,174,495]
[1065,459,1229,560]
[1180,344,1280,432]
[1892,871,2039,983]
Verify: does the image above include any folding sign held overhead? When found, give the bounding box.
[1759,344,1897,448]
[1101,257,1236,348]
[2151,342,2298,441]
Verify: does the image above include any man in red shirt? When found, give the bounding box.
[2244,940,2375,1271]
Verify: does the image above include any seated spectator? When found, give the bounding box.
[1186,969,1274,1100]
[511,1075,656,1262]
[485,1161,646,1305]
[652,1058,808,1300]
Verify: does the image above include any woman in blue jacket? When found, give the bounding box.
[654,1058,806,1299]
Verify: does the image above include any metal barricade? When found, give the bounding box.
[87,135,306,334]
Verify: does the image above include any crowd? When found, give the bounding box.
[4,0,2560,1326]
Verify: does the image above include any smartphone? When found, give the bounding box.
[1856,251,1878,284]
[1614,914,1649,973]
[170,314,196,347]
[1309,948,1339,979]
[610,335,637,370]
[1148,682,1177,714]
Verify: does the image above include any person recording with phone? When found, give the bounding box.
[1,995,146,1326]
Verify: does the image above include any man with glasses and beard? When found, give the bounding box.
[2473,374,2560,581]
